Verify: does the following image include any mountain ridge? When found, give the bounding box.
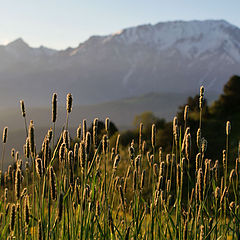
[0,19,239,106]
[2,19,236,50]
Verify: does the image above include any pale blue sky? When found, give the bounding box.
[0,0,239,49]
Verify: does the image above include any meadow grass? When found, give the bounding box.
[0,87,239,239]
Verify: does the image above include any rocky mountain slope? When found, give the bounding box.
[0,20,239,107]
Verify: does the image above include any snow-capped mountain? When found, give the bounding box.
[0,20,240,107]
[72,19,240,61]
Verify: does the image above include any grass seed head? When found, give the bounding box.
[200,86,204,97]
[93,125,98,149]
[159,161,165,177]
[135,155,141,170]
[66,93,73,113]
[113,154,120,170]
[74,143,79,162]
[166,154,171,166]
[220,187,228,206]
[110,148,116,162]
[222,150,226,169]
[17,159,23,170]
[115,134,120,154]
[4,188,8,202]
[197,168,203,202]
[214,160,219,182]
[49,167,56,200]
[195,153,200,173]
[10,204,16,232]
[28,121,35,157]
[77,124,81,139]
[129,146,135,163]
[226,121,231,136]
[82,119,87,142]
[158,147,162,163]
[43,137,49,169]
[235,158,239,177]
[25,138,30,158]
[196,128,201,148]
[201,138,207,153]
[79,141,85,169]
[185,133,191,160]
[229,169,235,183]
[7,171,11,185]
[63,130,70,149]
[142,140,146,155]
[173,116,178,145]
[20,100,26,118]
[15,169,21,200]
[15,151,19,162]
[151,124,156,149]
[154,190,160,206]
[95,200,100,216]
[24,196,30,225]
[150,154,154,166]
[93,118,98,128]
[184,105,189,122]
[35,158,43,179]
[199,96,203,109]
[52,93,57,123]
[102,134,108,154]
[59,143,66,163]
[2,127,8,144]
[105,117,110,132]
[85,131,91,155]
[11,148,15,158]
[47,128,53,142]
[157,175,163,192]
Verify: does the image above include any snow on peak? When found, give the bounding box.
[104,20,240,61]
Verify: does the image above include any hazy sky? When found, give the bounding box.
[0,0,239,49]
